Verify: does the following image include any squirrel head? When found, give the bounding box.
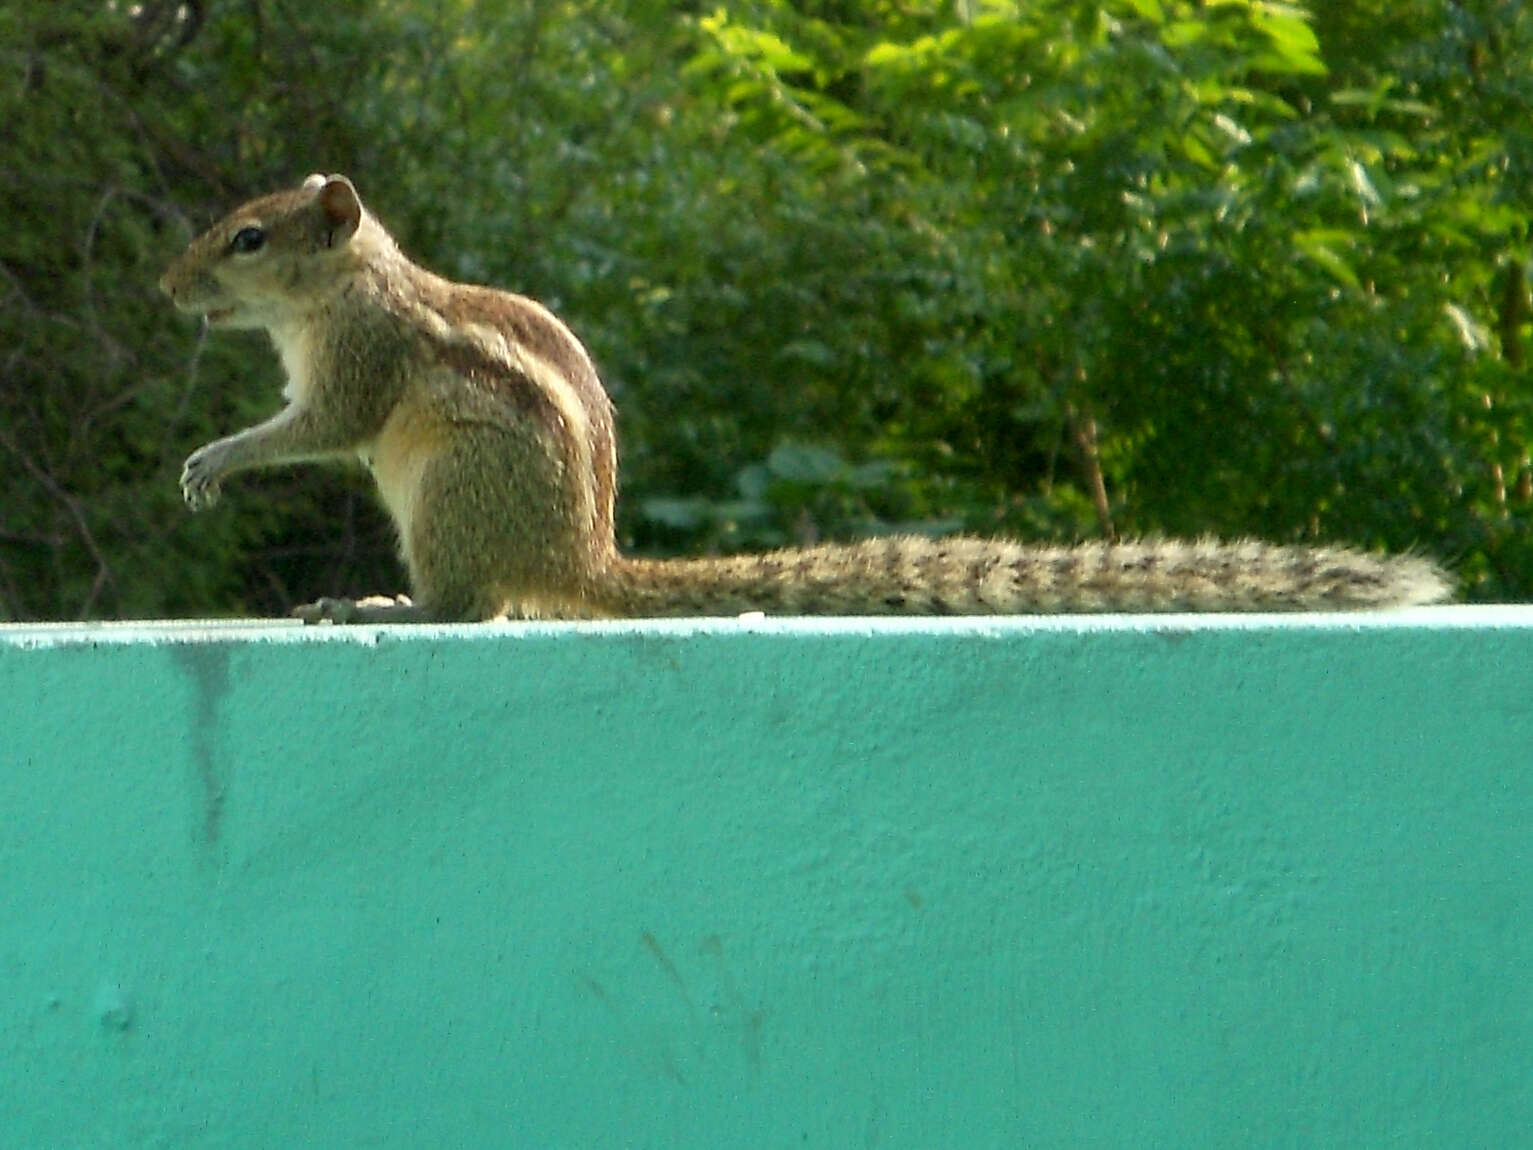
[160,173,391,329]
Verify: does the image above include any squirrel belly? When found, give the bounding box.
[161,174,1452,622]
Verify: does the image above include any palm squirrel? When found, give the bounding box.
[160,174,1451,622]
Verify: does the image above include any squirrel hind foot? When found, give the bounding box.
[293,594,421,625]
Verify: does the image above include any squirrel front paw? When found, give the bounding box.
[180,442,227,510]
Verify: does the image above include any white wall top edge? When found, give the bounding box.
[0,604,1529,648]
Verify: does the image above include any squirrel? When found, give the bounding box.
[160,173,1452,622]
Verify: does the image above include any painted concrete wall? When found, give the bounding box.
[1,609,1530,1147]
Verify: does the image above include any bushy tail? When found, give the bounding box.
[602,536,1451,617]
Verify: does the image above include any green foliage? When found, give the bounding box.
[0,0,1528,618]
[667,0,1532,581]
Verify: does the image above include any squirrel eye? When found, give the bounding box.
[229,226,266,254]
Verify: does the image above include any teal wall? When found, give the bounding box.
[2,610,1530,1147]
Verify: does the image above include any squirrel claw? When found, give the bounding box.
[293,597,352,625]
[180,446,224,510]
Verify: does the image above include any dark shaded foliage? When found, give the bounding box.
[1,0,1527,619]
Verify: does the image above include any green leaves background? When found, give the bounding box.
[1,0,1528,618]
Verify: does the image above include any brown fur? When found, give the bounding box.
[161,175,1452,622]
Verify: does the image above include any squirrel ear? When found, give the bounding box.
[316,175,362,248]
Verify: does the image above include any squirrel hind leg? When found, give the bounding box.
[395,440,605,622]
